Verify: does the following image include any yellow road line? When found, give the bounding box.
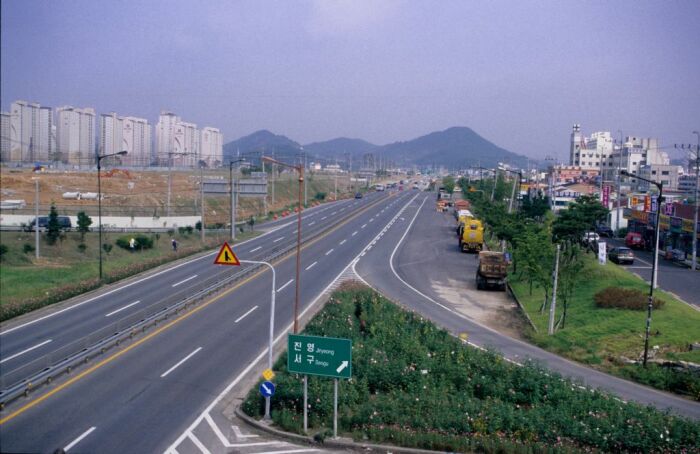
[0,193,395,425]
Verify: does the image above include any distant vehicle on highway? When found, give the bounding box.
[354,192,363,199]
[476,251,507,291]
[24,216,72,232]
[596,225,614,237]
[609,246,634,264]
[374,184,385,191]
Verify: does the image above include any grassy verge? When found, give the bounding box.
[510,254,700,400]
[243,283,699,453]
[0,229,256,321]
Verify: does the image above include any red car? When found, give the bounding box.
[625,232,645,249]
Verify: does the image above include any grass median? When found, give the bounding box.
[0,229,257,321]
[243,283,699,453]
[510,253,700,400]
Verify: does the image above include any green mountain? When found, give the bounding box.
[223,130,301,162]
[303,138,379,159]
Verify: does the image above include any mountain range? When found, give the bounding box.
[223,127,528,169]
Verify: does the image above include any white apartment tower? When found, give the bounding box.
[56,106,95,165]
[0,111,10,161]
[100,112,152,166]
[200,127,223,167]
[569,125,614,177]
[7,100,54,162]
[156,111,199,167]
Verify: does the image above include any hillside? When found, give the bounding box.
[223,126,528,169]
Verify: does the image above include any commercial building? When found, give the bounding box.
[99,112,152,166]
[678,174,699,194]
[569,125,614,174]
[624,202,700,261]
[56,106,96,165]
[6,100,54,163]
[199,127,223,167]
[637,164,683,192]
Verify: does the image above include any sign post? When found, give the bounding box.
[288,334,352,436]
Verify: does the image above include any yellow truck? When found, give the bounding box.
[459,219,484,252]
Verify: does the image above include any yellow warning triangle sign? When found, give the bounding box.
[214,242,241,266]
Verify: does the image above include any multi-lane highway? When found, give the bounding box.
[0,188,421,453]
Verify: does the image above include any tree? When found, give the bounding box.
[521,193,550,220]
[514,221,555,310]
[555,244,584,330]
[46,203,61,245]
[552,195,608,245]
[76,211,92,242]
[442,176,456,194]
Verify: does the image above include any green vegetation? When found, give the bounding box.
[243,285,700,453]
[0,229,256,321]
[594,286,664,310]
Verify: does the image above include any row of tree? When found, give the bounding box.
[462,177,608,331]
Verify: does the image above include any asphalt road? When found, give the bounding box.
[354,192,700,420]
[603,238,700,306]
[0,189,419,453]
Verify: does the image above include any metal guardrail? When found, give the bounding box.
[0,195,384,409]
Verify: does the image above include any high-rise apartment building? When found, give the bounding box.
[0,111,10,161]
[156,111,199,167]
[56,106,95,165]
[100,112,152,166]
[569,125,614,177]
[200,127,223,167]
[6,100,54,162]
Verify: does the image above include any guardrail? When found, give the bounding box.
[0,194,386,409]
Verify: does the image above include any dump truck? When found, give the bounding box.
[459,219,484,252]
[476,251,508,291]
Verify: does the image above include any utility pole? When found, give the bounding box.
[616,130,623,236]
[34,178,40,259]
[692,131,699,271]
[548,244,561,335]
[304,149,308,207]
[200,163,205,242]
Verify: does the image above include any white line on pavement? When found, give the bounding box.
[250,246,262,252]
[277,279,294,293]
[331,211,337,215]
[308,221,315,226]
[105,300,141,317]
[339,239,347,245]
[161,347,203,378]
[352,231,358,236]
[305,261,318,271]
[273,237,284,243]
[235,306,259,323]
[321,216,327,220]
[0,339,53,364]
[361,224,367,228]
[172,274,198,287]
[325,248,334,256]
[64,426,96,452]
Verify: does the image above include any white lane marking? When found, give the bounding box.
[0,222,287,336]
[321,216,327,220]
[104,300,141,317]
[331,211,337,215]
[277,279,294,293]
[205,414,281,448]
[292,229,298,234]
[250,246,263,252]
[626,266,652,269]
[235,306,259,323]
[232,425,259,438]
[273,237,284,243]
[188,432,212,454]
[339,239,347,245]
[325,248,334,256]
[369,218,374,222]
[161,347,203,378]
[305,261,318,271]
[0,338,53,364]
[352,231,358,236]
[308,221,315,226]
[361,224,367,229]
[64,426,96,452]
[164,196,419,453]
[172,274,198,287]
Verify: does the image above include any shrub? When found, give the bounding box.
[594,287,664,310]
[115,234,154,250]
[0,244,8,258]
[314,191,326,201]
[102,243,113,254]
[195,221,202,231]
[23,243,35,254]
[77,243,87,253]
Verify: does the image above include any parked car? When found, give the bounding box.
[596,225,614,237]
[625,232,646,249]
[609,246,635,264]
[24,216,72,232]
[354,192,363,199]
[582,232,600,245]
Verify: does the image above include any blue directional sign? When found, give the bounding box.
[259,381,275,397]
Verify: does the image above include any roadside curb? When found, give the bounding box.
[507,283,538,333]
[234,406,445,454]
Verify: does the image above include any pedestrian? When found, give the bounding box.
[129,237,136,252]
[171,238,178,252]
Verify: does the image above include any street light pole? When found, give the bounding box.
[263,156,304,333]
[616,130,623,236]
[692,131,699,271]
[34,178,39,259]
[622,170,661,367]
[229,159,246,241]
[97,150,128,280]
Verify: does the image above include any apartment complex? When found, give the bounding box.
[100,112,152,166]
[200,127,223,167]
[56,106,96,165]
[155,111,223,167]
[6,100,54,163]
[0,111,10,161]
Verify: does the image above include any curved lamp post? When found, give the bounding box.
[97,150,127,280]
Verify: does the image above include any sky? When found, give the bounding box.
[2,0,699,162]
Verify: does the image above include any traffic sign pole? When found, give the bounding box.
[303,375,308,433]
[333,378,338,438]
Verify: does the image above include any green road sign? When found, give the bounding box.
[287,334,352,379]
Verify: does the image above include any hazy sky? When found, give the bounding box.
[2,0,699,161]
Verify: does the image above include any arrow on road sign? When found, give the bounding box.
[259,381,275,397]
[214,242,240,266]
[336,361,349,374]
